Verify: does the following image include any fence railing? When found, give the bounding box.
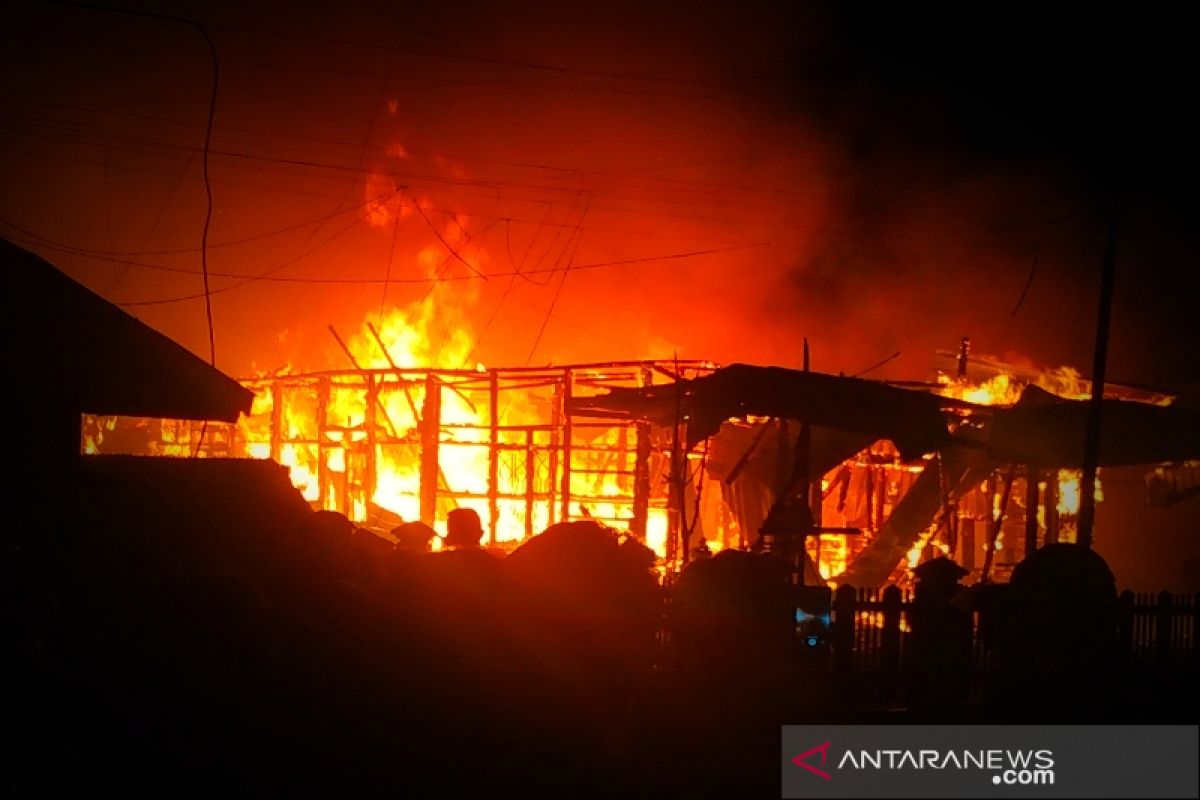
[654,585,1199,684]
[1119,589,1199,672]
[828,585,1198,679]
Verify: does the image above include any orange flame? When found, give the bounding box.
[233,251,671,556]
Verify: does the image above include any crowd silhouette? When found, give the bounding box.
[7,458,1194,796]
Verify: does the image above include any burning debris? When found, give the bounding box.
[568,354,1200,586]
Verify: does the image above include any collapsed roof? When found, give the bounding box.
[569,363,1200,468]
[572,363,1200,587]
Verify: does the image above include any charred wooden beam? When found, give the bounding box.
[420,374,441,527]
[269,382,282,462]
[981,466,1017,583]
[632,365,653,543]
[1025,465,1040,557]
[1079,191,1120,548]
[488,370,499,546]
[559,369,573,524]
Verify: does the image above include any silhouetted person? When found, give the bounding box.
[666,549,810,793]
[505,521,658,760]
[286,509,357,585]
[393,520,437,553]
[991,543,1120,721]
[906,557,973,720]
[671,549,794,675]
[444,507,484,549]
[349,526,394,587]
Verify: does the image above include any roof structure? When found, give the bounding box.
[570,363,1200,468]
[4,239,253,423]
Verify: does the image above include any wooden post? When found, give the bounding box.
[420,374,441,527]
[632,366,652,542]
[316,377,330,511]
[364,374,377,506]
[875,465,888,532]
[1079,191,1120,548]
[548,378,562,524]
[340,430,351,517]
[1154,590,1173,671]
[961,518,976,570]
[1025,466,1040,558]
[1117,589,1135,661]
[524,428,536,541]
[269,381,282,462]
[1044,472,1060,545]
[864,462,875,533]
[793,340,812,506]
[488,371,500,546]
[668,419,683,566]
[981,466,1016,583]
[880,585,903,701]
[632,420,651,542]
[559,368,573,523]
[833,584,856,678]
[1192,592,1199,675]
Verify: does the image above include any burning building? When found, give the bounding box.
[85,358,707,558]
[81,285,1200,589]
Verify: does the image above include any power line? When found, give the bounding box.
[99,239,780,306]
[0,189,403,257]
[196,21,219,366]
[130,52,726,100]
[38,0,222,364]
[10,233,781,287]
[114,210,375,306]
[411,201,486,279]
[525,199,590,365]
[377,211,401,322]
[37,0,750,86]
[851,351,901,378]
[3,104,819,203]
[1010,256,1038,316]
[0,119,792,229]
[0,141,363,202]
[197,16,746,87]
[1,109,827,212]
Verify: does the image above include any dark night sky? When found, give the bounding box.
[2,0,1197,391]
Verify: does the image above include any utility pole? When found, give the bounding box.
[1078,191,1120,548]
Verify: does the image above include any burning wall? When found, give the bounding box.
[85,359,715,560]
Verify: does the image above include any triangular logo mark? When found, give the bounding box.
[792,741,832,780]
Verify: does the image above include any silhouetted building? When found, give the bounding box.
[3,239,252,520]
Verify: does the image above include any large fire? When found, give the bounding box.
[923,362,1106,563]
[232,290,675,557]
[259,318,1115,580]
[82,323,1128,585]
[803,358,1115,587]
